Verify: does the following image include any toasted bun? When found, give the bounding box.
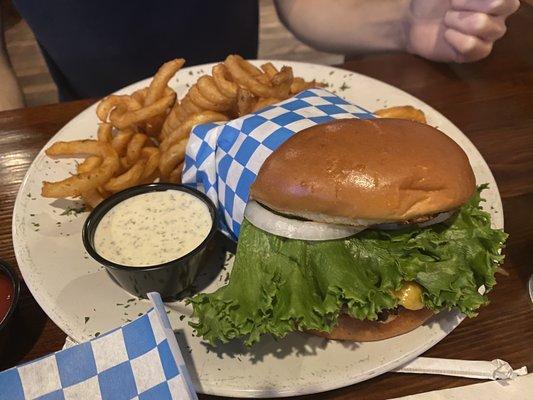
[250,119,476,224]
[308,308,434,342]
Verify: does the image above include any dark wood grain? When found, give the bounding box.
[1,6,533,399]
[0,100,95,370]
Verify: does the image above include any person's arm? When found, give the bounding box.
[0,5,25,111]
[275,0,520,63]
[275,0,411,54]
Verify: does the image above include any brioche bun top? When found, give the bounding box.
[250,119,475,224]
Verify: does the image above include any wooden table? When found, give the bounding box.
[1,7,532,400]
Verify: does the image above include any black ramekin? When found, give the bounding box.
[82,183,218,300]
[0,260,21,353]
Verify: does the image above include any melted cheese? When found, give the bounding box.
[393,282,424,310]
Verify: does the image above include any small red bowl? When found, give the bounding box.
[0,260,20,353]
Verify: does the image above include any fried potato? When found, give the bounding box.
[374,105,427,124]
[290,77,324,95]
[161,111,228,152]
[197,75,234,108]
[144,113,167,137]
[225,55,283,98]
[81,189,105,209]
[212,64,239,99]
[110,92,176,129]
[270,66,293,98]
[131,88,148,105]
[140,147,160,180]
[42,140,119,198]
[180,95,203,118]
[77,155,102,174]
[104,158,147,193]
[144,58,184,106]
[252,97,280,112]
[96,95,142,122]
[126,133,148,164]
[168,163,184,184]
[111,129,135,157]
[159,139,188,179]
[188,85,229,113]
[43,55,322,205]
[260,62,279,79]
[97,123,113,143]
[236,87,256,116]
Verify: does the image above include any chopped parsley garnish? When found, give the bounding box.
[61,206,86,216]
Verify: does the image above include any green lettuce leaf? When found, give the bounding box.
[190,186,507,346]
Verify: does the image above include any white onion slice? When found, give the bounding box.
[416,210,455,227]
[375,211,455,230]
[244,201,365,241]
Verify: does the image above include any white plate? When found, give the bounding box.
[13,61,504,398]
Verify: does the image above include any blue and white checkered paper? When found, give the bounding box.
[182,88,374,238]
[0,293,196,400]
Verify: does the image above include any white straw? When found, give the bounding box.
[394,357,528,380]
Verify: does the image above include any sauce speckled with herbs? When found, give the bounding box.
[94,190,212,267]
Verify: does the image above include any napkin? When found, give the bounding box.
[0,293,196,400]
[182,88,374,238]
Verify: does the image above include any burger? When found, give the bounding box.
[190,118,507,346]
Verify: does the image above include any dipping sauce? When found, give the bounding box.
[94,190,212,267]
[0,272,13,324]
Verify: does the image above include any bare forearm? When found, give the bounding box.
[276,0,519,63]
[274,0,411,54]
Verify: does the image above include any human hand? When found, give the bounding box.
[407,0,520,62]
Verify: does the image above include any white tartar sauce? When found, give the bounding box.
[94,190,212,267]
